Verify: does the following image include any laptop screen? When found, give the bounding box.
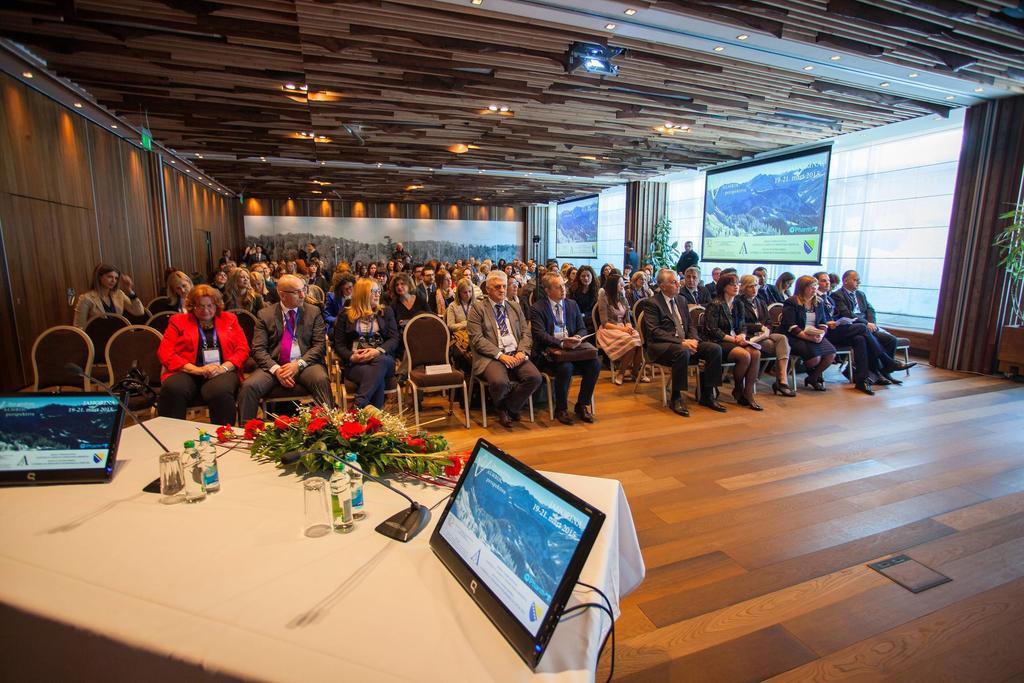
[430,439,604,668]
[0,394,123,483]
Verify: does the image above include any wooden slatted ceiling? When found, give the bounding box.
[2,0,1008,204]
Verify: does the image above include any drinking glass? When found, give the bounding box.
[303,479,332,538]
[159,452,185,505]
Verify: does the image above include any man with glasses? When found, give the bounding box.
[468,270,542,428]
[238,275,332,421]
[642,269,726,417]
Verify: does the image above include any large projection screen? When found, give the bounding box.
[556,195,599,259]
[702,146,831,265]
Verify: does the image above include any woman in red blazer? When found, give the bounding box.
[157,284,250,425]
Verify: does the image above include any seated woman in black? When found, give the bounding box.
[332,278,399,409]
[781,275,835,391]
[388,272,430,351]
[149,270,193,314]
[701,273,763,410]
[761,271,794,305]
[569,265,600,334]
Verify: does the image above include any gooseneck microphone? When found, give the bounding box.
[65,363,170,452]
[281,449,431,542]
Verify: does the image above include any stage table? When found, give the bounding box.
[0,418,645,682]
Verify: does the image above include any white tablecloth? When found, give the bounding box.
[0,418,645,682]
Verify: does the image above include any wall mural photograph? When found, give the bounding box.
[244,216,523,264]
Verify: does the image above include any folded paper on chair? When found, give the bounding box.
[425,364,453,375]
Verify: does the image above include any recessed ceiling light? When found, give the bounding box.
[196,154,203,159]
[713,46,725,52]
[377,162,383,167]
[298,84,308,92]
[736,34,748,40]
[803,65,814,71]
[473,197,482,201]
[679,124,690,130]
[320,161,326,165]
[471,0,482,4]
[908,72,919,78]
[488,105,498,111]
[945,95,955,101]
[499,106,509,112]
[664,121,674,128]
[879,81,890,87]
[605,23,616,30]
[22,71,33,79]
[624,8,637,15]
[830,55,841,61]
[74,102,83,108]
[974,87,984,93]
[111,124,118,129]
[284,83,296,90]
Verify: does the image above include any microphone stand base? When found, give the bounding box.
[374,504,431,542]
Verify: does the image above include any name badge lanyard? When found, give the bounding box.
[286,309,301,360]
[198,325,220,365]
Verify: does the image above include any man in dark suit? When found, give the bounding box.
[416,265,437,303]
[675,240,699,274]
[679,267,711,306]
[833,270,914,384]
[642,269,726,416]
[530,273,601,425]
[704,267,722,299]
[238,275,332,421]
[468,271,542,428]
[245,245,268,266]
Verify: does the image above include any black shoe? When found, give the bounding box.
[508,410,523,422]
[874,376,893,386]
[731,390,749,406]
[554,409,575,425]
[772,381,796,397]
[880,371,902,385]
[888,360,917,373]
[497,410,513,429]
[671,397,690,417]
[804,377,826,392]
[747,399,764,411]
[574,403,595,424]
[699,398,728,413]
[855,381,875,396]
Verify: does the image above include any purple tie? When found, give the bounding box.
[279,309,296,365]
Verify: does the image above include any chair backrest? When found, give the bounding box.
[230,308,258,346]
[306,284,325,305]
[688,305,704,331]
[32,326,94,391]
[84,314,130,365]
[591,302,601,328]
[146,311,175,335]
[635,311,646,346]
[147,295,170,311]
[697,311,706,331]
[404,313,450,369]
[767,303,784,329]
[631,298,644,321]
[105,325,163,387]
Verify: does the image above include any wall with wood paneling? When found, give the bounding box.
[0,73,243,390]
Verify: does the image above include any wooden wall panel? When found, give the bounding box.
[121,145,161,303]
[0,77,92,209]
[90,125,132,275]
[163,167,195,275]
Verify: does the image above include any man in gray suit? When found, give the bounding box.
[468,270,542,428]
[238,275,332,421]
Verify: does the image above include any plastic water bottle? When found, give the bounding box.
[182,440,206,503]
[329,462,354,533]
[198,433,220,493]
[344,453,366,520]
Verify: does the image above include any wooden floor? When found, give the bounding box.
[426,361,1024,682]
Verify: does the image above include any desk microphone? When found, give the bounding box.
[65,363,172,493]
[280,449,431,542]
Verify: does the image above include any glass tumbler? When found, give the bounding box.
[159,452,185,505]
[303,479,332,538]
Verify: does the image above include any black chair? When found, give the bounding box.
[146,311,175,335]
[84,314,131,381]
[30,326,94,392]
[404,313,469,428]
[105,325,163,411]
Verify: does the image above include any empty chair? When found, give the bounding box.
[403,313,470,428]
[146,311,176,335]
[30,326,95,391]
[105,325,163,411]
[84,314,131,380]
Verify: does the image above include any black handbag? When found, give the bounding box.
[110,366,157,408]
[546,341,598,363]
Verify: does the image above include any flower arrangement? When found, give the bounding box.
[228,405,466,480]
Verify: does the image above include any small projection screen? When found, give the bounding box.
[556,195,599,259]
[701,145,831,265]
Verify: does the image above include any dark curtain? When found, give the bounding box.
[931,95,1024,373]
[625,180,668,269]
[525,204,549,264]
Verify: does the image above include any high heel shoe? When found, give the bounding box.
[731,389,750,406]
[804,377,826,392]
[747,398,764,411]
[771,381,796,397]
[855,380,875,395]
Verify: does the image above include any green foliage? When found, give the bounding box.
[644,215,680,271]
[995,202,1024,325]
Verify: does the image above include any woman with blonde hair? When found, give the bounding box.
[73,263,145,328]
[738,274,795,397]
[223,267,264,315]
[149,270,193,314]
[332,278,399,409]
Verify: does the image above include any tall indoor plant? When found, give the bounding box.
[644,215,680,270]
[995,201,1024,375]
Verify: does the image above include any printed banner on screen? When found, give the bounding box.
[556,195,599,259]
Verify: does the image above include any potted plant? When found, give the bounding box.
[644,215,680,270]
[995,201,1024,375]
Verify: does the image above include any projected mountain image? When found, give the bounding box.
[0,401,118,451]
[451,464,584,603]
[705,162,827,237]
[556,195,599,258]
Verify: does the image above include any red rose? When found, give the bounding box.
[444,455,468,479]
[306,417,330,434]
[244,418,266,434]
[274,415,297,430]
[404,436,427,453]
[215,425,234,443]
[365,417,383,434]
[309,406,326,419]
[340,421,366,440]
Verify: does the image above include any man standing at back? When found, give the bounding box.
[468,270,542,428]
[676,240,699,274]
[238,274,332,421]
